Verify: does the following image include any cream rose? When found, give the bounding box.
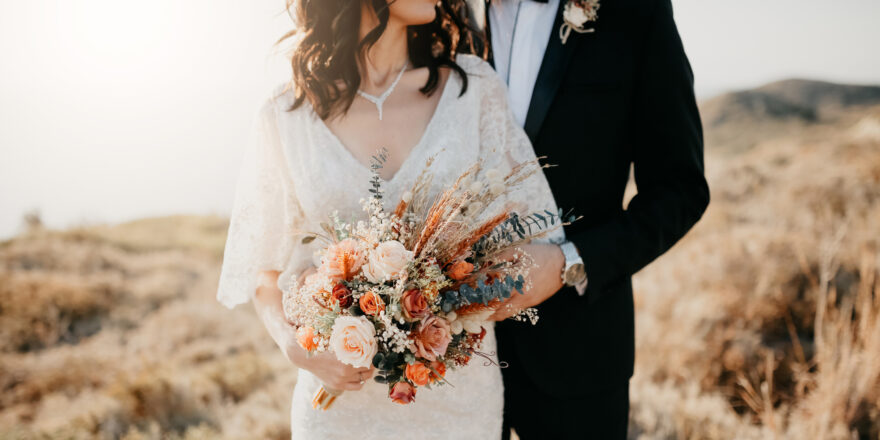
[329,316,378,368]
[363,240,413,283]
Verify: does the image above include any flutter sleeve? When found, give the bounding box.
[216,97,308,309]
[470,57,567,245]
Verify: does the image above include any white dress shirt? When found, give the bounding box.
[488,0,560,126]
[489,1,589,295]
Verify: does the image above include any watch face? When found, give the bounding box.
[564,263,586,285]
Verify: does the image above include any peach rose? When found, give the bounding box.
[295,326,318,352]
[389,381,416,404]
[429,361,446,382]
[329,316,377,368]
[446,260,474,281]
[363,240,413,283]
[401,289,429,320]
[405,363,432,387]
[413,316,452,361]
[358,291,385,316]
[321,238,365,281]
[330,283,353,308]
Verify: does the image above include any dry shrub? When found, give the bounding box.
[630,107,880,438]
[0,272,121,352]
[0,221,294,439]
[739,249,880,439]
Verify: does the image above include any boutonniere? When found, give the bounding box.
[559,0,600,44]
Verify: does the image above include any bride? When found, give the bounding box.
[217,0,563,438]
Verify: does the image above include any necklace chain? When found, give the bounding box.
[357,63,408,121]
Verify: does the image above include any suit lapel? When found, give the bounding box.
[523,3,584,141]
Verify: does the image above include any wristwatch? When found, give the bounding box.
[559,241,588,296]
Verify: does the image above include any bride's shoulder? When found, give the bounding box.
[454,53,505,99]
[453,54,506,101]
[253,82,308,129]
[255,82,300,114]
[455,53,495,77]
[263,82,299,113]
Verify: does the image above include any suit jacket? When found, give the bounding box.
[491,0,711,396]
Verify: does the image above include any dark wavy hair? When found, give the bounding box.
[280,0,486,120]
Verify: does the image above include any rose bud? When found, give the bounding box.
[389,381,416,404]
[296,326,318,351]
[330,283,353,308]
[446,260,474,281]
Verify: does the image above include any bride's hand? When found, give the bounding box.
[254,269,374,391]
[293,349,375,392]
[488,243,564,321]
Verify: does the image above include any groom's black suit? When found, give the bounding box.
[487,0,710,438]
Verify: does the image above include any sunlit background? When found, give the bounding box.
[1,0,878,238]
[3,1,880,439]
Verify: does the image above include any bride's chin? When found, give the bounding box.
[390,2,438,26]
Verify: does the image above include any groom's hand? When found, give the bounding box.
[488,243,564,321]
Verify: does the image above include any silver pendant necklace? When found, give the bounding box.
[357,62,408,121]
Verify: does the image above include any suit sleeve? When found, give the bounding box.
[569,0,710,303]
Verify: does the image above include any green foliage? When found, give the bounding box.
[368,148,389,201]
[440,274,525,312]
[474,208,576,255]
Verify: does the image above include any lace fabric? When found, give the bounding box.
[216,54,564,439]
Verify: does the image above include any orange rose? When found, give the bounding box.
[296,326,318,351]
[358,291,385,316]
[429,360,446,382]
[330,283,353,308]
[447,260,474,281]
[405,363,432,387]
[389,381,416,404]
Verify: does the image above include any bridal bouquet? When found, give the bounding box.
[282,152,573,409]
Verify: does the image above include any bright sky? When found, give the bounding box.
[1,0,879,238]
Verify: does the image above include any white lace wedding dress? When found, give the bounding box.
[216,54,564,440]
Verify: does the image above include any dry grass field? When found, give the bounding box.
[1,80,878,439]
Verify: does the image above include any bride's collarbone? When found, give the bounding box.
[324,92,442,174]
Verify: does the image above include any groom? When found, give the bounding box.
[482,0,710,438]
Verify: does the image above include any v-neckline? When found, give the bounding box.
[311,69,455,184]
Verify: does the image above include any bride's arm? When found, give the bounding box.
[252,270,371,392]
[217,97,371,390]
[463,58,567,320]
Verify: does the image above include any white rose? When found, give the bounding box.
[362,240,413,283]
[564,4,589,27]
[329,316,378,368]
